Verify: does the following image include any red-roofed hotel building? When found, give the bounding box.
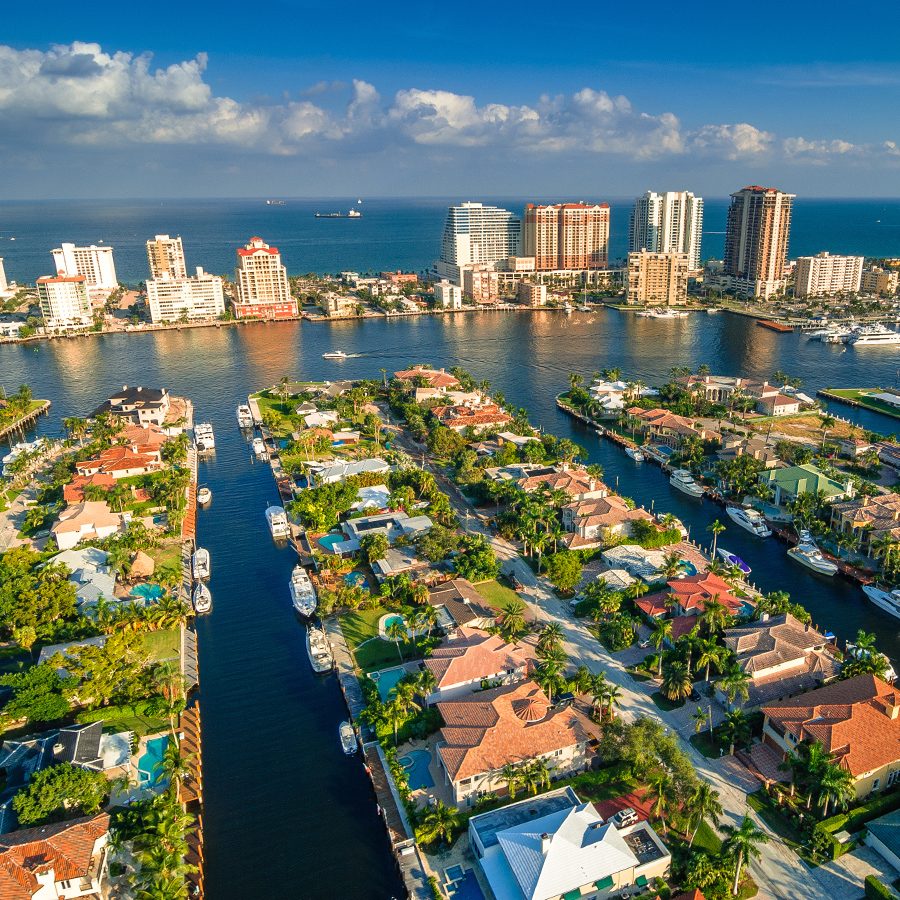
[523,203,610,270]
[232,237,297,319]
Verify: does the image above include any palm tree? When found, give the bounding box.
[661,661,692,701]
[603,683,622,721]
[643,771,673,834]
[388,679,421,744]
[817,761,854,818]
[534,658,563,702]
[722,709,750,755]
[688,781,723,847]
[695,638,725,682]
[519,759,551,796]
[502,763,523,799]
[708,519,726,558]
[498,598,528,642]
[719,669,750,708]
[416,800,461,847]
[701,598,729,637]
[537,622,564,657]
[385,619,407,663]
[692,705,710,734]
[820,414,836,450]
[660,551,684,579]
[722,816,769,896]
[650,619,672,676]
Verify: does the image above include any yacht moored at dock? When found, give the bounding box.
[251,437,267,458]
[193,582,212,614]
[669,469,705,497]
[236,404,254,429]
[725,505,772,537]
[846,323,900,346]
[862,585,900,621]
[289,565,317,617]
[192,547,210,580]
[339,721,358,755]
[307,626,334,673]
[787,540,839,576]
[265,505,290,540]
[194,422,215,452]
[624,446,644,462]
[197,486,212,506]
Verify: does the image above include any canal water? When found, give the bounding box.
[2,308,900,896]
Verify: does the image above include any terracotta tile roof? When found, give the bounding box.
[762,674,900,777]
[518,468,607,499]
[428,578,495,627]
[672,891,707,900]
[0,813,108,899]
[634,591,669,617]
[670,617,701,640]
[832,493,900,538]
[52,501,123,535]
[668,572,747,616]
[724,613,831,676]
[393,366,460,389]
[432,403,512,430]
[63,473,116,504]
[436,681,598,782]
[565,496,651,529]
[425,627,533,689]
[626,407,718,441]
[75,444,161,477]
[113,422,169,451]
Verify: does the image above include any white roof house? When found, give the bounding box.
[304,410,339,428]
[601,545,669,582]
[352,484,391,512]
[476,799,670,900]
[48,547,116,606]
[589,380,658,415]
[311,457,390,485]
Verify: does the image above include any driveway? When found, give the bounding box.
[810,844,899,899]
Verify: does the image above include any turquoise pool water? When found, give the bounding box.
[372,666,407,701]
[679,561,698,576]
[344,572,368,589]
[399,749,434,790]
[138,735,169,786]
[383,614,404,630]
[131,583,165,601]
[318,533,344,552]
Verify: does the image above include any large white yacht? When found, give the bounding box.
[340,720,358,754]
[290,565,317,616]
[847,324,900,346]
[787,539,838,576]
[252,437,267,458]
[192,547,210,580]
[236,404,254,428]
[265,505,290,540]
[862,585,900,621]
[725,506,772,537]
[194,423,215,452]
[307,626,334,673]
[669,469,705,497]
[192,583,212,614]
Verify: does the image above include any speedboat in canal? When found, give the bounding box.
[862,585,900,621]
[716,548,751,576]
[252,437,267,458]
[194,422,215,452]
[669,469,705,498]
[725,505,772,537]
[787,540,839,576]
[322,350,348,360]
[339,720,357,755]
[236,404,254,429]
[307,626,334,673]
[625,446,644,462]
[266,505,290,540]
[197,486,212,505]
[192,583,212,614]
[290,565,317,617]
[192,547,210,580]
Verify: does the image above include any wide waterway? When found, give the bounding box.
[2,307,900,897]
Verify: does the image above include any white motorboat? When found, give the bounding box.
[820,326,853,344]
[237,404,254,428]
[863,585,900,621]
[847,324,900,346]
[716,548,752,576]
[637,307,689,319]
[322,350,348,359]
[787,542,838,576]
[2,440,41,476]
[266,505,290,540]
[706,307,720,314]
[251,437,267,458]
[197,486,212,505]
[669,469,705,498]
[624,446,644,462]
[307,626,334,673]
[194,423,215,451]
[339,720,358,755]
[192,583,212,614]
[290,565,317,616]
[845,642,896,682]
[725,506,772,537]
[192,547,210,580]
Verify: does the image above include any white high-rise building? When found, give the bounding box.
[794,252,863,298]
[628,191,704,271]
[434,280,462,309]
[0,258,8,295]
[50,243,118,297]
[436,202,521,285]
[146,235,187,281]
[146,268,226,323]
[233,236,297,319]
[37,275,92,330]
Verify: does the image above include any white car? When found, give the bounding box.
[611,807,639,828]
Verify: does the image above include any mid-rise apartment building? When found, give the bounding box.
[722,186,794,299]
[794,252,863,298]
[37,274,92,330]
[146,268,225,323]
[436,202,521,285]
[628,191,704,271]
[50,243,118,297]
[233,236,297,319]
[862,266,900,295]
[626,251,689,306]
[146,234,187,281]
[522,203,609,270]
[517,280,547,307]
[434,280,463,309]
[463,265,500,303]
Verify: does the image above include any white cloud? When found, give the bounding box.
[783,137,859,157]
[688,123,774,159]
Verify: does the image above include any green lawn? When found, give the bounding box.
[746,790,807,855]
[689,731,723,758]
[0,399,47,432]
[75,700,168,737]
[474,578,521,612]
[148,543,182,572]
[140,628,180,662]
[651,691,685,711]
[339,607,422,672]
[692,818,723,854]
[827,388,900,420]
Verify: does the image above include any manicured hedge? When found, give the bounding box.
[819,788,900,835]
[864,875,893,900]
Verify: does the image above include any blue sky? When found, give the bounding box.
[3,0,900,198]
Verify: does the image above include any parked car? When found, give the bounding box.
[689,687,701,702]
[611,807,639,828]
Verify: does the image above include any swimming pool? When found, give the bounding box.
[371,666,407,701]
[399,749,434,790]
[131,583,166,601]
[378,613,408,640]
[138,735,169,787]
[318,533,345,552]
[679,561,698,577]
[344,572,368,589]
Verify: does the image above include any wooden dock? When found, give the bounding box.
[0,400,51,443]
[180,706,205,899]
[323,617,369,732]
[756,319,793,333]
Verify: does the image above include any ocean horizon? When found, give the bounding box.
[2,196,899,284]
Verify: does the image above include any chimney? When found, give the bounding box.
[761,612,770,622]
[540,832,552,854]
[588,478,596,491]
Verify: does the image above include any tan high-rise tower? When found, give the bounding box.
[522,203,609,270]
[723,186,794,299]
[146,235,187,280]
